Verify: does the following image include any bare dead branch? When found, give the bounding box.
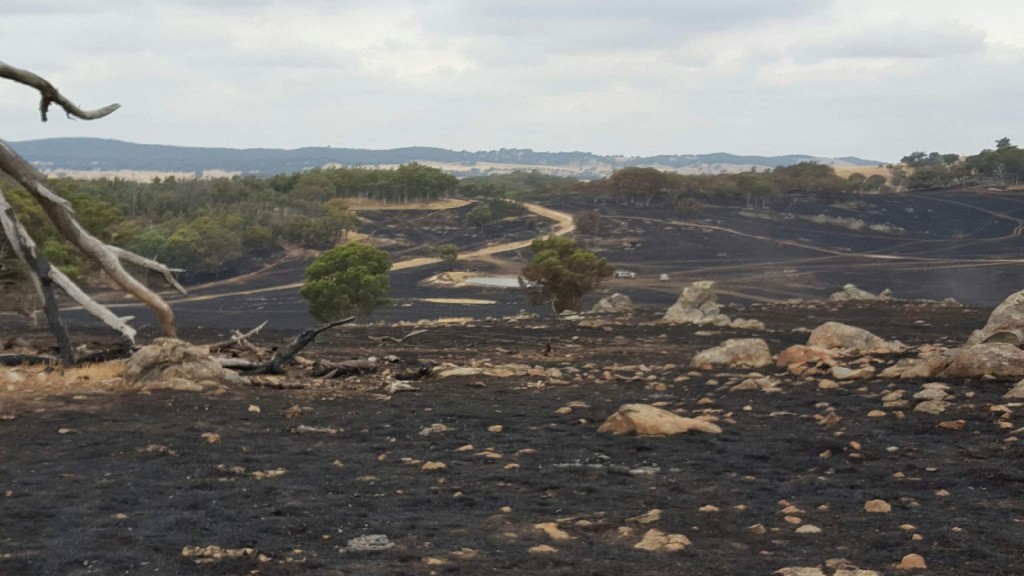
[243,317,355,376]
[107,245,188,295]
[0,140,176,336]
[0,60,120,122]
[368,329,428,344]
[0,195,73,364]
[209,321,268,353]
[0,186,138,343]
[213,357,260,370]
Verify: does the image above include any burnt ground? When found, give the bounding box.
[2,302,1024,575]
[45,188,1024,336]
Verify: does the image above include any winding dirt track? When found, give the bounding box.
[137,202,575,307]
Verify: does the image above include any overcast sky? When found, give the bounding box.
[1,0,1021,161]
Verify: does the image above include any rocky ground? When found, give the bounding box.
[2,299,1023,576]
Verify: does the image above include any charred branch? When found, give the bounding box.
[243,317,355,375]
[0,354,57,366]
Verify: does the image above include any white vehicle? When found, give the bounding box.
[613,270,637,279]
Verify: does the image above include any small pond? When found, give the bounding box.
[463,276,524,288]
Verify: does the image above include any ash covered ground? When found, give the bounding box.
[2,190,1024,575]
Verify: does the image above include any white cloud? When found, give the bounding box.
[0,0,1021,160]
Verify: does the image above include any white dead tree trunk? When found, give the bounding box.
[0,59,185,348]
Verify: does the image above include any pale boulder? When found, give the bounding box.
[1005,380,1024,400]
[663,281,729,325]
[966,290,1024,345]
[776,345,839,368]
[598,404,722,436]
[691,338,772,369]
[124,338,243,390]
[807,322,904,353]
[940,343,1024,378]
[591,293,635,314]
[829,284,886,302]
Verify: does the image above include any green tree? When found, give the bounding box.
[467,204,493,228]
[519,235,614,313]
[437,243,458,268]
[864,174,887,191]
[300,243,391,321]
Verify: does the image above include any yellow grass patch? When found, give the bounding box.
[345,198,471,211]
[62,361,126,383]
[835,165,892,181]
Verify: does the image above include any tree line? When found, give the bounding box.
[567,162,872,210]
[892,138,1024,190]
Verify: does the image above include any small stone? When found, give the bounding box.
[914,400,948,415]
[795,524,822,534]
[699,505,720,513]
[935,489,950,497]
[776,568,826,576]
[201,432,221,444]
[864,499,892,513]
[528,544,558,555]
[554,406,573,415]
[634,528,691,552]
[626,509,663,524]
[488,425,504,433]
[421,461,446,472]
[343,534,394,552]
[748,523,767,535]
[455,444,474,452]
[938,419,966,430]
[867,410,887,418]
[535,522,573,541]
[896,553,926,570]
[247,404,261,413]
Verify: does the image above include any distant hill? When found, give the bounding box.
[9,138,882,179]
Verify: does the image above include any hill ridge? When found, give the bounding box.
[9,137,882,178]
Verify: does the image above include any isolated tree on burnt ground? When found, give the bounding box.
[437,243,458,269]
[466,204,493,229]
[300,243,391,322]
[519,235,614,313]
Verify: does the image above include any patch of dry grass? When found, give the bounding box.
[835,165,892,180]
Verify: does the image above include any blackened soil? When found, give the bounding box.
[2,303,1023,575]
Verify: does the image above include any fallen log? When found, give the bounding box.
[0,354,56,366]
[311,359,378,378]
